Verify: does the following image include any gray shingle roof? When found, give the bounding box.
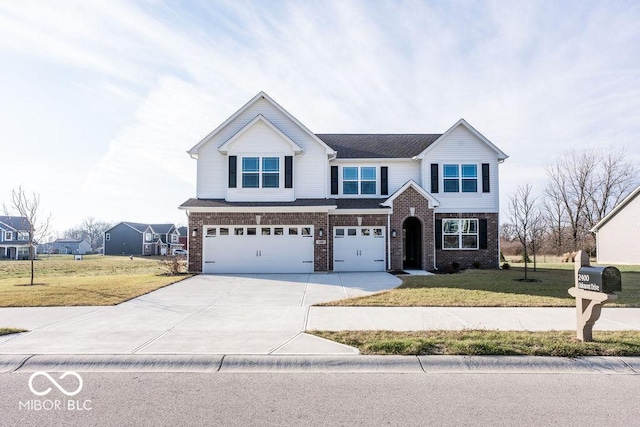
[0,216,30,231]
[316,134,441,159]
[180,198,389,210]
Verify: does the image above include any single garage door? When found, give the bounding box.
[203,225,314,273]
[333,226,386,272]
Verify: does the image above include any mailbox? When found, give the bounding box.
[577,266,621,293]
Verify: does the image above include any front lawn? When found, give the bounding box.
[321,264,640,307]
[0,255,191,307]
[309,330,640,357]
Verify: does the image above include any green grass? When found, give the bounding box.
[309,330,640,357]
[0,255,191,307]
[0,328,27,336]
[321,264,640,307]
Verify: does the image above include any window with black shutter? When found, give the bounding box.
[285,156,293,188]
[431,164,439,193]
[381,166,388,196]
[482,163,490,193]
[330,166,339,195]
[228,156,237,188]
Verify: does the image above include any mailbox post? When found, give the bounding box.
[568,251,621,342]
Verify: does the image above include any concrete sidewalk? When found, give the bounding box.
[306,306,640,331]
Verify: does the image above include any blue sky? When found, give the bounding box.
[1,0,639,233]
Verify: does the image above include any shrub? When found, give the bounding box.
[502,263,511,270]
[451,262,460,271]
[158,256,186,275]
[473,261,482,269]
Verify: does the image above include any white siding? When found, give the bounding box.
[329,160,420,197]
[597,194,640,264]
[196,97,327,199]
[421,126,500,213]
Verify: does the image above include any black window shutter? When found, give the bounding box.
[482,163,490,193]
[431,164,439,193]
[330,166,338,195]
[381,166,388,195]
[479,219,488,249]
[435,219,442,250]
[229,156,237,188]
[285,156,293,189]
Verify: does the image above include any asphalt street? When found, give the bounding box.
[3,371,639,426]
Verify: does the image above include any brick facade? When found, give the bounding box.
[389,186,435,270]
[435,212,499,270]
[188,211,329,273]
[186,205,499,273]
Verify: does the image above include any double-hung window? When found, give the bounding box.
[5,231,13,241]
[18,231,29,241]
[242,157,279,188]
[443,164,478,193]
[343,167,376,195]
[443,219,478,249]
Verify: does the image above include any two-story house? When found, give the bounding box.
[180,92,508,274]
[104,222,181,256]
[0,216,32,260]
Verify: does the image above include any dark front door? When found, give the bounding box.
[403,217,422,269]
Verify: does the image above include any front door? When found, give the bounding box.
[403,217,422,269]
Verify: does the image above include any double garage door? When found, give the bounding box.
[203,225,314,274]
[333,226,386,272]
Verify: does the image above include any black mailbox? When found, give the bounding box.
[577,266,622,293]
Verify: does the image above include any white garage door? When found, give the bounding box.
[333,226,386,272]
[203,225,314,274]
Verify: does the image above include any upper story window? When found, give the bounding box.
[443,219,478,249]
[18,231,29,240]
[171,234,178,243]
[5,231,13,241]
[145,232,153,241]
[443,164,477,193]
[343,167,376,195]
[242,157,280,188]
[105,233,111,241]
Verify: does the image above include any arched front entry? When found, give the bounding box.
[403,217,422,269]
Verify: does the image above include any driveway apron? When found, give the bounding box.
[0,273,400,355]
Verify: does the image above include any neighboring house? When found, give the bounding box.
[179,92,508,274]
[38,238,92,255]
[104,222,182,256]
[0,216,31,260]
[591,185,640,265]
[177,226,189,251]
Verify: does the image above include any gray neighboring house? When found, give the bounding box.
[592,185,640,265]
[38,238,92,255]
[104,222,182,256]
[0,216,31,260]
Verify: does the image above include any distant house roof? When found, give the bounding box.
[106,222,177,235]
[315,134,441,159]
[177,226,188,236]
[54,238,87,244]
[149,224,175,234]
[0,216,31,231]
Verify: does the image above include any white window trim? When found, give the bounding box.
[5,231,13,241]
[340,166,378,196]
[442,218,479,250]
[18,231,29,241]
[443,163,478,193]
[105,233,111,241]
[241,156,281,189]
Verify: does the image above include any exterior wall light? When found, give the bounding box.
[192,228,198,238]
[319,228,324,237]
[391,230,397,238]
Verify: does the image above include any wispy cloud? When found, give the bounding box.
[1,0,639,229]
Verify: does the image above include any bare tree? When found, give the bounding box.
[3,186,52,285]
[508,183,538,280]
[62,217,112,251]
[545,147,638,254]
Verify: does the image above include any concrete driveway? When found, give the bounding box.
[0,273,400,355]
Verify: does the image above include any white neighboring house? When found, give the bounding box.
[592,185,640,265]
[179,92,508,274]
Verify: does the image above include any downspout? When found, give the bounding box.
[432,207,438,271]
[387,213,391,271]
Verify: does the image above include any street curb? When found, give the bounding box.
[0,355,638,374]
[10,354,224,372]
